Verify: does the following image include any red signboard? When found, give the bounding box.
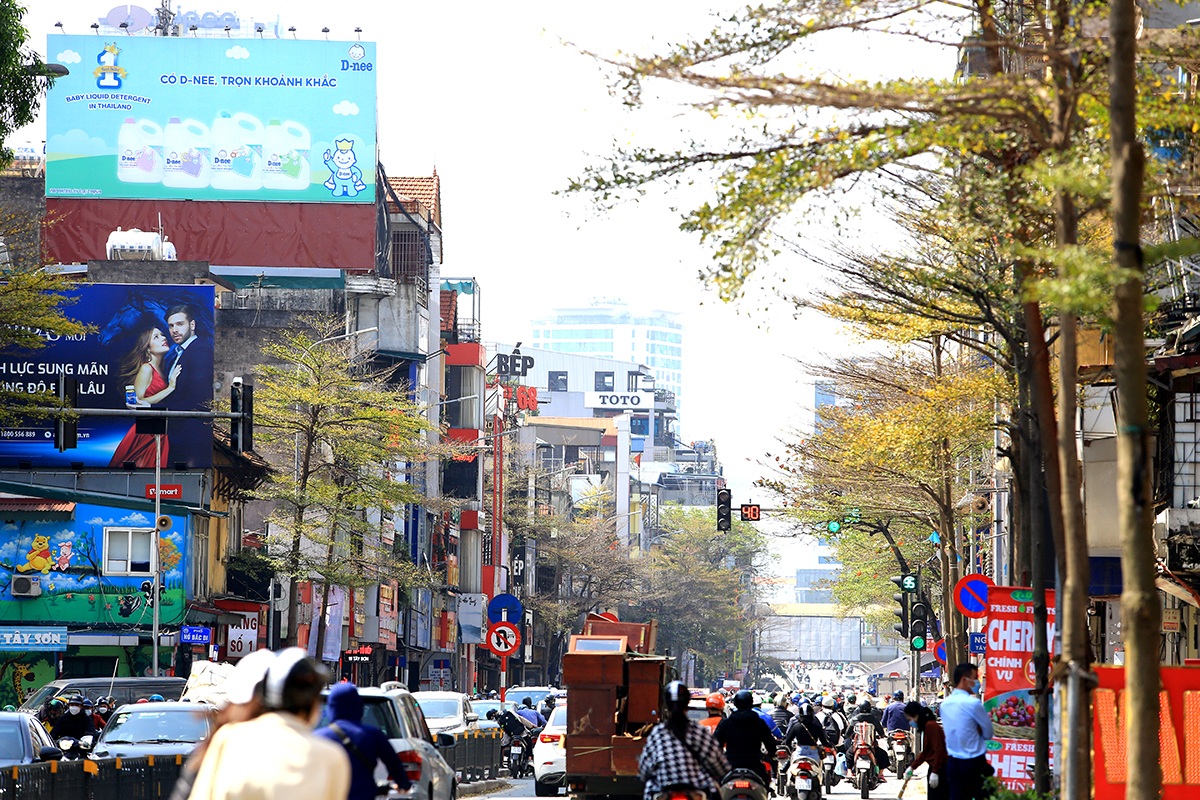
[145,484,183,499]
[1093,665,1200,800]
[983,586,1056,791]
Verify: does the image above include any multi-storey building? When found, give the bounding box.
[529,302,685,410]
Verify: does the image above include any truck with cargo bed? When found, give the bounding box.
[563,616,666,800]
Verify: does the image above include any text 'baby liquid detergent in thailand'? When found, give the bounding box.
[210,111,264,191]
[116,118,164,183]
[162,117,212,189]
[262,119,311,190]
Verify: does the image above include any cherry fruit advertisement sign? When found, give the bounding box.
[984,586,1056,790]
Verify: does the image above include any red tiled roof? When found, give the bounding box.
[386,172,441,227]
[0,498,74,513]
[440,290,457,333]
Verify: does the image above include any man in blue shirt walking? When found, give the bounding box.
[939,663,994,800]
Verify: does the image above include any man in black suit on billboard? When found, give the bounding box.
[165,304,209,410]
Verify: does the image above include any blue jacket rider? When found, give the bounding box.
[316,683,413,800]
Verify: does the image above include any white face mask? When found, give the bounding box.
[68,706,81,715]
[98,706,108,714]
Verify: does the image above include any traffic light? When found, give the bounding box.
[231,382,254,453]
[716,488,732,531]
[889,575,909,638]
[910,601,929,651]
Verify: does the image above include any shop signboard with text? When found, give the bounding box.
[983,586,1056,791]
[583,391,655,410]
[0,284,214,468]
[45,34,376,203]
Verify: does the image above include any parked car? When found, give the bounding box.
[0,711,63,766]
[89,702,216,760]
[532,704,567,797]
[412,692,479,735]
[320,687,456,800]
[20,677,186,713]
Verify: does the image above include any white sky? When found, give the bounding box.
[16,1,960,589]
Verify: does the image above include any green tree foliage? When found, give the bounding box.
[0,0,49,168]
[252,319,435,650]
[629,506,767,667]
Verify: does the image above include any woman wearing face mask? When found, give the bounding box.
[902,702,947,800]
[53,695,97,740]
[95,697,115,726]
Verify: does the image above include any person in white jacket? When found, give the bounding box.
[188,648,350,800]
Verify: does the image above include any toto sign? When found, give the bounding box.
[583,391,655,410]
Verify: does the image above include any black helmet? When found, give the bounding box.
[893,690,904,701]
[545,695,557,707]
[846,694,857,705]
[521,697,532,707]
[662,681,691,714]
[733,690,754,710]
[486,709,498,720]
[859,700,872,713]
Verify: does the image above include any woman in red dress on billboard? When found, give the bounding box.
[109,326,182,468]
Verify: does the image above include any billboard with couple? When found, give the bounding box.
[0,284,215,468]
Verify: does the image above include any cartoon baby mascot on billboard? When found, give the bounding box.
[323,138,367,198]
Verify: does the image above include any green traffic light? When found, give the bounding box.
[910,636,926,650]
[827,520,841,533]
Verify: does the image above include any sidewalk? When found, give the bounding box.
[458,779,510,797]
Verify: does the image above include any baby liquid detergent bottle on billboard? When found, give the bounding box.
[262,119,311,190]
[162,117,212,189]
[210,111,264,191]
[116,118,164,183]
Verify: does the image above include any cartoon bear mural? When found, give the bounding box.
[0,502,188,626]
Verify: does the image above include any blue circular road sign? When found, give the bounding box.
[487,592,524,624]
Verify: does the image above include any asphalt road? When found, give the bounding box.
[475,769,927,800]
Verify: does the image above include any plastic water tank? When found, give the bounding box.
[106,228,163,260]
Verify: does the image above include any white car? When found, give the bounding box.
[412,691,480,735]
[532,704,567,797]
[320,687,457,800]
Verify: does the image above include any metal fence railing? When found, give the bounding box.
[0,756,185,800]
[440,729,504,784]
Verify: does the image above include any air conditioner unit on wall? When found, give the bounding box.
[11,575,41,597]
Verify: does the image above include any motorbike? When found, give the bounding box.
[847,724,881,800]
[785,745,822,800]
[888,730,912,775]
[653,787,708,800]
[56,735,92,761]
[774,744,791,798]
[820,746,840,792]
[719,768,772,800]
[508,730,538,778]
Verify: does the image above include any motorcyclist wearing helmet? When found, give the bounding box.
[515,697,546,729]
[770,694,794,734]
[538,693,558,720]
[714,689,779,786]
[751,697,784,738]
[881,690,908,733]
[149,694,165,702]
[95,697,114,724]
[638,681,729,800]
[84,698,106,730]
[796,702,830,746]
[41,698,65,734]
[53,695,97,740]
[700,692,725,731]
[845,700,888,775]
[816,696,846,746]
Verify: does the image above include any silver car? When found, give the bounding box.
[412,692,479,736]
[319,687,457,800]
